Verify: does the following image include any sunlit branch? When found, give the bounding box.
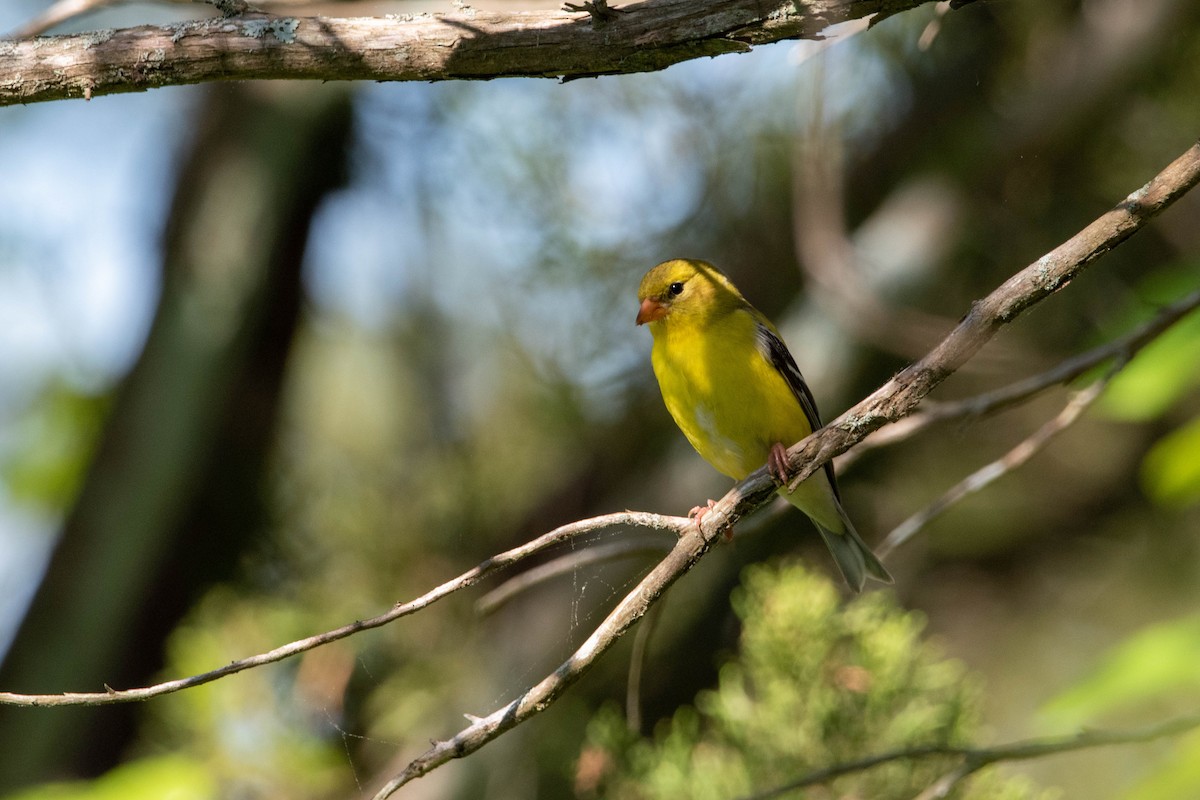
[742,712,1200,800]
[372,138,1200,799]
[0,511,686,708]
[1,0,959,107]
[877,368,1114,558]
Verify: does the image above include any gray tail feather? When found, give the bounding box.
[814,515,893,593]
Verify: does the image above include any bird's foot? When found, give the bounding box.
[768,442,790,485]
[688,499,717,525]
[689,499,734,542]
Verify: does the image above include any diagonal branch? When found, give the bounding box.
[785,137,1200,495]
[872,289,1200,556]
[372,139,1200,798]
[0,511,687,707]
[1,0,955,106]
[839,285,1200,468]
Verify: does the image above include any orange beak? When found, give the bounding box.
[636,297,667,325]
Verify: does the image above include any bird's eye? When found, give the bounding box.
[668,282,684,297]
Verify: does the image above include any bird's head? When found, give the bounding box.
[636,258,742,327]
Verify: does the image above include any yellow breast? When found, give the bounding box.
[650,308,812,481]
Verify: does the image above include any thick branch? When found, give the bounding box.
[0,0,946,106]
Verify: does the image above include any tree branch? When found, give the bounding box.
[0,0,952,106]
[743,712,1200,800]
[870,288,1200,556]
[784,138,1200,495]
[839,285,1200,468]
[878,369,1114,558]
[371,139,1200,798]
[0,511,686,707]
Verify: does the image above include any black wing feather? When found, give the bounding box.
[753,319,842,500]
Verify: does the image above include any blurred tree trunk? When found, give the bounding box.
[0,84,352,791]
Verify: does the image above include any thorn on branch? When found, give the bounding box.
[563,0,624,27]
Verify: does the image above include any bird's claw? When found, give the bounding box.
[689,499,734,542]
[688,499,718,525]
[768,442,790,485]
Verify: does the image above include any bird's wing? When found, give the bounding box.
[752,318,842,500]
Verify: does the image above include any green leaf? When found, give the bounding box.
[1,381,109,511]
[5,755,215,800]
[1040,614,1200,727]
[1121,730,1200,800]
[1141,414,1200,507]
[1098,267,1200,421]
[1099,311,1200,421]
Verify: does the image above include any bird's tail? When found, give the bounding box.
[813,508,892,593]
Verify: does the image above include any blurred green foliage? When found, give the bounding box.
[1042,614,1200,727]
[584,561,1047,800]
[1095,265,1200,506]
[1142,416,1200,507]
[4,755,214,800]
[0,382,107,510]
[1040,613,1200,800]
[1100,266,1200,423]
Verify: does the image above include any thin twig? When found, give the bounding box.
[741,712,1200,800]
[625,595,665,733]
[877,370,1114,558]
[373,139,1200,799]
[370,520,730,800]
[0,511,687,707]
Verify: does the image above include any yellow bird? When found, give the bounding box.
[637,258,892,592]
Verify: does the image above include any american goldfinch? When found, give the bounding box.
[637,258,892,592]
